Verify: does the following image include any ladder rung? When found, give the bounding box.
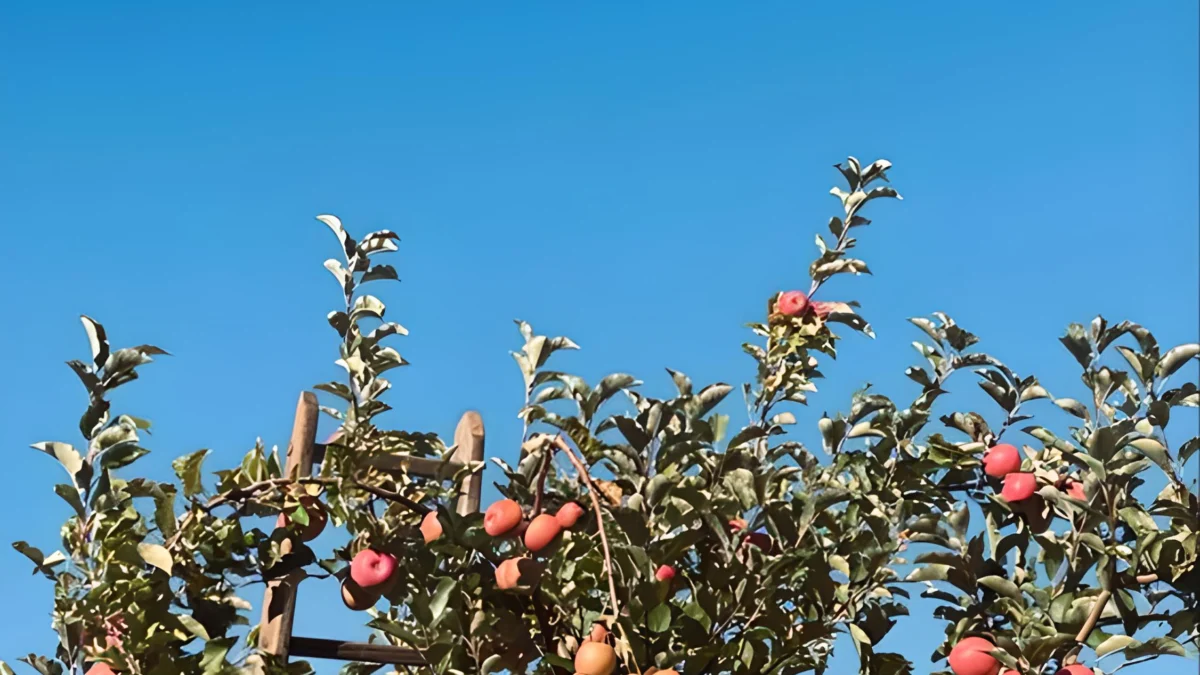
[364,454,465,478]
[290,636,426,665]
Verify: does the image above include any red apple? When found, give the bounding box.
[777,291,810,316]
[420,511,443,544]
[655,564,676,582]
[86,665,117,675]
[1001,473,1037,503]
[983,444,1022,478]
[484,499,523,536]
[1000,670,1022,675]
[555,502,585,528]
[341,578,381,611]
[744,532,774,552]
[1056,666,1093,675]
[350,549,398,589]
[575,641,617,675]
[524,513,563,552]
[280,496,328,542]
[1064,480,1086,501]
[947,636,1001,675]
[728,518,748,533]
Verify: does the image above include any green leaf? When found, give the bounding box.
[137,542,173,575]
[30,442,83,483]
[1118,506,1158,535]
[648,603,672,633]
[361,264,399,284]
[13,542,65,578]
[429,577,457,626]
[848,623,872,646]
[666,368,692,396]
[480,655,504,674]
[1126,437,1173,473]
[176,613,211,641]
[695,383,733,418]
[200,637,235,674]
[173,449,210,497]
[1054,398,1090,421]
[80,315,110,371]
[99,444,150,470]
[1157,343,1199,379]
[723,469,758,509]
[1125,636,1187,658]
[317,214,356,260]
[978,575,1021,600]
[1095,634,1140,657]
[683,599,712,631]
[53,484,85,519]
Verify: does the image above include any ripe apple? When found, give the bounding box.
[420,511,443,544]
[947,636,1001,675]
[555,502,585,528]
[575,641,617,675]
[1001,473,1037,503]
[655,564,676,582]
[524,514,563,552]
[728,518,748,533]
[484,499,523,536]
[1000,670,1022,675]
[350,549,398,589]
[777,290,810,316]
[86,665,117,675]
[744,531,774,552]
[1064,480,1086,501]
[1056,666,1093,675]
[341,578,382,611]
[280,496,328,542]
[982,444,1022,478]
[495,557,540,590]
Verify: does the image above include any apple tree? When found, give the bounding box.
[5,158,1196,675]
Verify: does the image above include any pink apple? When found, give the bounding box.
[777,291,810,316]
[1001,472,1037,503]
[982,444,1021,478]
[350,549,398,589]
[1064,480,1087,501]
[655,564,676,582]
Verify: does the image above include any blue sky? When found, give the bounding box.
[1,2,1196,673]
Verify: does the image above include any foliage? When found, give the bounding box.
[5,159,1197,675]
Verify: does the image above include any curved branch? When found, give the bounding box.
[166,474,428,551]
[548,435,620,618]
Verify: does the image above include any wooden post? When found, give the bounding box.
[451,411,485,515]
[257,392,320,660]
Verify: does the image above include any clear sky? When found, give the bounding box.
[1,2,1196,673]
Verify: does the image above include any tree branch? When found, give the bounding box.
[548,435,620,619]
[166,474,427,551]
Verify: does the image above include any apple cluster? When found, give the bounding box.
[982,443,1088,532]
[948,636,1094,675]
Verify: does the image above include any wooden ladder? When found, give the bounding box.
[255,392,485,668]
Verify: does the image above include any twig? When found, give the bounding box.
[1072,574,1158,644]
[1074,590,1112,643]
[166,474,427,551]
[531,448,553,517]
